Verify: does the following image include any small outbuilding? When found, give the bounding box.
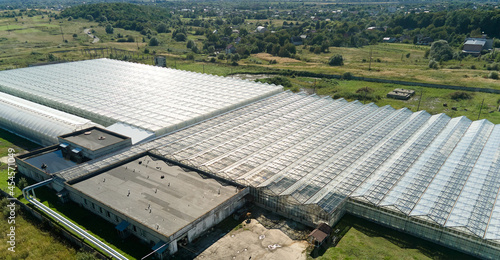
[387,89,415,100]
[308,223,332,247]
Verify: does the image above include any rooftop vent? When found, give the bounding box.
[84,131,92,135]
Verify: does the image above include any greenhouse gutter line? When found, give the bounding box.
[22,179,129,260]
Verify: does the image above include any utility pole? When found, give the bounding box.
[417,89,423,111]
[368,46,373,71]
[60,25,65,42]
[478,98,485,120]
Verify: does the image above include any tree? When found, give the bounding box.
[231,53,240,63]
[223,26,232,36]
[157,22,168,33]
[149,37,159,46]
[240,28,249,37]
[329,54,344,66]
[429,40,453,61]
[174,33,186,42]
[105,24,114,34]
[186,39,195,49]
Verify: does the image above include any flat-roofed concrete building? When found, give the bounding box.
[66,155,248,258]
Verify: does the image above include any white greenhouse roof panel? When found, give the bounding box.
[106,122,155,144]
[0,58,283,136]
[0,92,99,146]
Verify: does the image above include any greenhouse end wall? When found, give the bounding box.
[346,200,500,260]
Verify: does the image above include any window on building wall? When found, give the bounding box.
[91,203,95,209]
[133,225,137,232]
[84,198,87,205]
[99,207,103,214]
[106,211,110,218]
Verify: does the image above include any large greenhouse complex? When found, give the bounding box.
[1,59,500,259]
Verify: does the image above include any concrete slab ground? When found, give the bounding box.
[196,219,309,260]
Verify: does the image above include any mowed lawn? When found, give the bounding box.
[310,215,476,260]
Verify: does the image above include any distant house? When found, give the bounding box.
[256,26,267,33]
[366,26,385,32]
[290,36,303,45]
[416,36,433,45]
[225,44,236,54]
[383,37,397,43]
[463,37,493,56]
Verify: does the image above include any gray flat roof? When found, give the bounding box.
[71,155,241,238]
[61,128,126,151]
[24,149,77,174]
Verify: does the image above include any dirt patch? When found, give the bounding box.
[196,219,308,260]
[253,53,302,63]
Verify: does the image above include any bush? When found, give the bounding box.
[487,63,500,71]
[342,72,353,80]
[450,91,473,101]
[428,59,439,69]
[17,177,28,190]
[76,250,99,260]
[72,33,77,38]
[186,53,194,60]
[105,24,113,34]
[217,53,225,60]
[489,71,499,80]
[356,87,374,94]
[429,40,453,61]
[149,37,159,46]
[257,77,292,88]
[127,35,135,42]
[329,54,344,66]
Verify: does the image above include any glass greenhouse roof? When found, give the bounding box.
[0,92,97,145]
[55,88,500,243]
[0,59,282,136]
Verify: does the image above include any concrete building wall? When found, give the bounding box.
[16,159,48,182]
[186,189,248,243]
[65,184,248,255]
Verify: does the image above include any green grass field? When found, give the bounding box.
[0,198,86,260]
[309,215,476,260]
